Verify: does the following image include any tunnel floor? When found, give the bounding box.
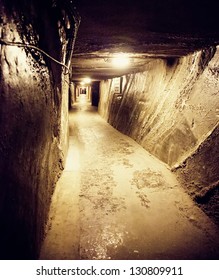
[40,95,219,260]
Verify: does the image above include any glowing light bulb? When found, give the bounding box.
[112,53,130,68]
[83,77,91,84]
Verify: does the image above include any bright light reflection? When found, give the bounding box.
[79,94,87,105]
[112,53,130,68]
[87,226,125,260]
[65,148,80,171]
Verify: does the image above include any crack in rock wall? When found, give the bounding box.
[98,47,219,225]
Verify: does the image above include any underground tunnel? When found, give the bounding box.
[0,0,219,260]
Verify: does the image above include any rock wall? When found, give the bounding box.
[99,47,219,225]
[0,0,77,259]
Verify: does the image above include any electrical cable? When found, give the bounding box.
[0,38,70,74]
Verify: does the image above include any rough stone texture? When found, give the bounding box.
[72,0,219,82]
[40,99,219,260]
[69,82,76,108]
[0,0,74,259]
[173,126,219,226]
[74,0,219,55]
[98,47,219,225]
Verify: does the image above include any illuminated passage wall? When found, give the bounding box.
[98,47,219,224]
[0,0,73,259]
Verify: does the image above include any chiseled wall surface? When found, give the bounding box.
[99,47,219,224]
[0,0,70,259]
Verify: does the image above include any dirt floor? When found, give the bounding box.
[40,95,219,260]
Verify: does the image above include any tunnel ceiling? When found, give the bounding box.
[72,0,219,82]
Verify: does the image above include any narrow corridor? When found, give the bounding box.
[40,95,219,260]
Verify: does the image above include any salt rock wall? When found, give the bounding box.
[99,47,219,225]
[0,0,73,259]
